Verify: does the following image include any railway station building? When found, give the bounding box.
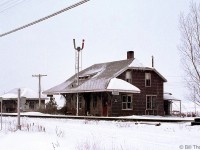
[43,51,173,116]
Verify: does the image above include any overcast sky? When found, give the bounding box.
[0,0,199,106]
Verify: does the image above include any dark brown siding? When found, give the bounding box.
[64,69,165,116]
[64,92,112,116]
[116,69,164,116]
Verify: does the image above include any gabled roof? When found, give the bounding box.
[128,58,167,82]
[43,58,166,95]
[1,87,47,100]
[44,59,136,94]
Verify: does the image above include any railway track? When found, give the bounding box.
[1,113,194,123]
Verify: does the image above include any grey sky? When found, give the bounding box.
[0,0,198,104]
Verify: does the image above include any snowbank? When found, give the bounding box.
[0,117,199,150]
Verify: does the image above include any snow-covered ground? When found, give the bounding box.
[0,116,199,150]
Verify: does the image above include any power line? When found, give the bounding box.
[0,0,27,14]
[0,0,22,9]
[0,0,90,37]
[0,0,15,7]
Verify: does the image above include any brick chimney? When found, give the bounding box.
[127,51,134,59]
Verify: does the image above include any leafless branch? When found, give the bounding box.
[179,2,200,105]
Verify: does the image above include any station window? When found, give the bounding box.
[122,95,132,110]
[146,95,156,110]
[75,95,82,109]
[145,73,151,87]
[126,71,132,83]
[93,95,97,109]
[78,96,82,109]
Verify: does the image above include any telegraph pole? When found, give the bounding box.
[0,97,2,130]
[32,74,47,109]
[17,88,21,130]
[73,39,85,116]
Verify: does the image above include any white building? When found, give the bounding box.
[0,88,47,112]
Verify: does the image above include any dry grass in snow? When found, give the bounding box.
[0,116,200,150]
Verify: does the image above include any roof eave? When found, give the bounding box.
[2,98,48,100]
[44,89,140,95]
[106,89,140,94]
[128,67,167,82]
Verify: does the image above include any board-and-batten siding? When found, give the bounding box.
[114,69,164,116]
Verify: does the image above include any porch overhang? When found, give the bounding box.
[106,78,140,93]
[164,93,181,101]
[164,93,182,115]
[44,78,140,95]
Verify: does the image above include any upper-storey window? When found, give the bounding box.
[145,73,151,87]
[125,71,132,83]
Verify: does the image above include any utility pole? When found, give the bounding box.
[17,88,21,130]
[32,74,47,109]
[0,97,2,130]
[73,39,85,116]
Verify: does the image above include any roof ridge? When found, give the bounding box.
[92,58,134,66]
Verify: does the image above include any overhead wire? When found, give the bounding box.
[0,0,24,10]
[0,0,21,6]
[0,0,15,6]
[0,0,27,14]
[0,0,90,37]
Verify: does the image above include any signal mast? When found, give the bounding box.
[73,39,85,116]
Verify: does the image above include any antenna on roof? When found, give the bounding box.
[152,56,154,68]
[73,39,85,116]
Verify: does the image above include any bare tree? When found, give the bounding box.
[179,2,200,106]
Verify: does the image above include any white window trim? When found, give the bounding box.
[146,95,157,110]
[122,94,133,110]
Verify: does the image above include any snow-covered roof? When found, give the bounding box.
[107,78,140,93]
[164,93,180,101]
[43,58,166,95]
[128,58,144,68]
[44,59,135,94]
[128,59,167,82]
[1,87,47,100]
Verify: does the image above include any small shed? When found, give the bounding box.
[164,93,181,115]
[0,88,47,113]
